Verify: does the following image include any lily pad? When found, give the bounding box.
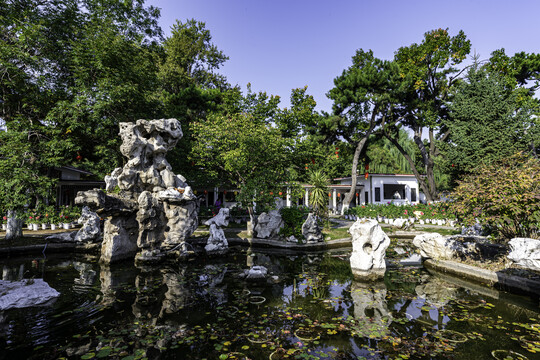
[491,350,528,360]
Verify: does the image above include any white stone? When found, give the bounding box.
[75,206,101,242]
[412,233,479,260]
[205,208,230,227]
[76,119,199,263]
[105,167,122,192]
[205,224,229,253]
[0,279,60,310]
[413,233,454,259]
[508,238,540,272]
[393,218,407,228]
[302,213,324,243]
[287,235,298,243]
[348,219,390,280]
[254,210,283,239]
[245,265,268,279]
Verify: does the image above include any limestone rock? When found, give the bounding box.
[508,238,540,272]
[254,210,283,239]
[0,279,60,310]
[413,233,455,260]
[76,119,199,263]
[287,235,298,243]
[104,167,122,192]
[302,213,324,243]
[205,224,229,253]
[75,206,101,242]
[413,233,480,260]
[392,218,407,229]
[244,265,268,280]
[46,231,76,242]
[205,208,230,227]
[100,216,139,263]
[348,219,390,280]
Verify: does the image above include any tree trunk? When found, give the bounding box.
[341,137,369,215]
[383,131,434,202]
[341,111,381,215]
[6,210,23,241]
[247,206,255,237]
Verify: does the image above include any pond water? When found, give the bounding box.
[0,248,539,360]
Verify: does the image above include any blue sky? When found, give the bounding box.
[146,0,540,112]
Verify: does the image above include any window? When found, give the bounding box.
[364,191,369,204]
[375,187,381,202]
[383,184,405,200]
[411,188,417,202]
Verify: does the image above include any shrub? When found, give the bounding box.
[279,206,309,240]
[448,153,540,241]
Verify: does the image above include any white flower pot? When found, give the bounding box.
[32,223,39,231]
[1,224,6,231]
[419,219,425,225]
[41,224,48,230]
[63,223,70,230]
[50,224,57,230]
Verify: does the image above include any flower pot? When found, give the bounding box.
[419,219,425,225]
[41,224,48,230]
[1,224,6,231]
[63,223,70,230]
[32,223,39,231]
[50,224,57,230]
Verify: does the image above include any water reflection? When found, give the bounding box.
[351,281,392,338]
[0,252,539,360]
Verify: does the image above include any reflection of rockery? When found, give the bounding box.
[350,281,392,338]
[349,219,390,281]
[76,119,199,264]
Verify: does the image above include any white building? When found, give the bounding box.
[293,173,423,213]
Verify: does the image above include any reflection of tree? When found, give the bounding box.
[350,281,392,338]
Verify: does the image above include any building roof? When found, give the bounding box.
[56,165,95,176]
[333,173,418,181]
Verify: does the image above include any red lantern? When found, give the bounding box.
[204,190,208,194]
[311,158,315,164]
[328,193,331,197]
[364,172,369,179]
[356,193,359,196]
[269,192,273,195]
[279,191,283,196]
[335,151,338,154]
[365,164,369,170]
[337,193,341,197]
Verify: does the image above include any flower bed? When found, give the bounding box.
[345,203,458,226]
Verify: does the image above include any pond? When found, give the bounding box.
[0,247,539,360]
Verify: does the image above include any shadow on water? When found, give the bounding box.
[0,249,539,360]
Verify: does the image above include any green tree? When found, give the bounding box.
[327,49,400,212]
[190,112,292,223]
[308,169,329,218]
[385,28,471,202]
[443,65,537,184]
[449,153,540,241]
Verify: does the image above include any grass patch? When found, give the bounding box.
[322,227,350,241]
